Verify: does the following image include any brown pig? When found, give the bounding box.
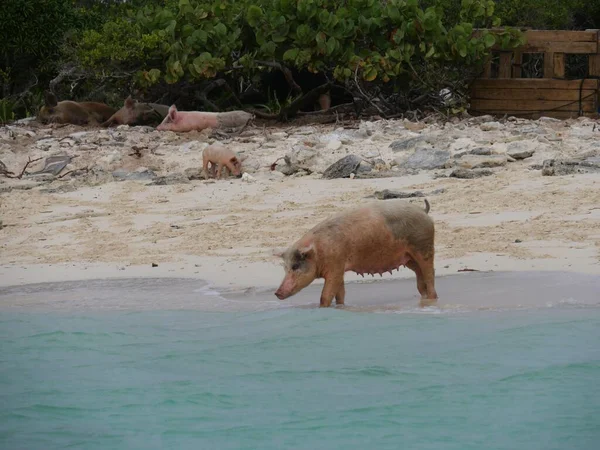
[202,143,242,179]
[37,91,116,125]
[274,199,437,307]
[102,96,169,127]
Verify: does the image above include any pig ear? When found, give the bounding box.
[44,91,58,107]
[230,156,239,164]
[298,242,315,259]
[125,96,135,108]
[168,105,177,121]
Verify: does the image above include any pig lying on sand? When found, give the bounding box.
[274,199,437,307]
[202,143,242,179]
[156,105,253,132]
[102,96,169,127]
[38,91,116,125]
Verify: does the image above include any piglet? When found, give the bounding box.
[38,91,116,125]
[156,105,253,132]
[274,199,437,307]
[202,143,242,179]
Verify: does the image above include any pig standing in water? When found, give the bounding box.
[274,199,437,307]
[202,143,242,179]
[156,105,253,132]
[38,92,116,125]
[102,96,169,127]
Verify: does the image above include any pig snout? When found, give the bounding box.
[274,275,295,300]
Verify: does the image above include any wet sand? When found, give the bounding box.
[1,271,598,313]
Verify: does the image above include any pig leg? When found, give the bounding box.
[335,284,345,306]
[320,272,344,307]
[412,253,438,304]
[406,260,427,299]
[202,158,210,179]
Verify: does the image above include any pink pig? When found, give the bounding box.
[156,105,253,132]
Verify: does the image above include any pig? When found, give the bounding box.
[156,104,253,132]
[274,199,437,307]
[37,91,116,125]
[102,96,169,127]
[202,143,242,179]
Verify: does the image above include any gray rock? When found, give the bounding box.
[507,149,535,160]
[469,147,492,156]
[184,167,203,180]
[480,121,503,131]
[373,189,425,200]
[399,149,451,170]
[147,173,190,185]
[112,168,157,181]
[541,159,579,176]
[457,154,507,169]
[278,145,319,175]
[29,155,73,176]
[581,156,600,168]
[389,136,427,152]
[449,168,494,179]
[357,161,372,173]
[322,155,362,179]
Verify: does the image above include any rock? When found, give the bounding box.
[35,138,58,151]
[278,145,319,175]
[480,121,503,131]
[29,155,73,176]
[99,150,122,165]
[403,120,427,132]
[146,173,190,185]
[581,156,600,168]
[469,147,492,156]
[449,168,494,179]
[325,139,342,151]
[357,161,372,173]
[179,141,207,153]
[507,148,534,160]
[240,157,260,172]
[184,167,203,180]
[322,154,362,179]
[389,136,427,152]
[457,154,507,169]
[373,189,425,200]
[68,131,89,143]
[241,172,257,183]
[398,149,450,170]
[541,159,579,176]
[112,168,157,181]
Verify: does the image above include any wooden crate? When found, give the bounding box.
[469,29,600,119]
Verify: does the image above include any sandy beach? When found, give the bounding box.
[1,114,599,302]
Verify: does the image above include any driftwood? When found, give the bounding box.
[0,157,43,179]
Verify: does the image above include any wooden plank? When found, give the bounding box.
[470,99,596,112]
[498,52,512,78]
[590,54,600,76]
[512,51,522,78]
[524,30,598,42]
[501,41,596,54]
[553,53,565,78]
[471,78,599,90]
[471,88,596,101]
[483,58,492,78]
[474,30,598,42]
[543,52,554,78]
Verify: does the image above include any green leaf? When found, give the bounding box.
[483,33,496,48]
[326,37,337,55]
[283,48,299,61]
[363,66,377,81]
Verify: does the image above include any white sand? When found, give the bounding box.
[1,115,599,292]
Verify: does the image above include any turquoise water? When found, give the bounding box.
[1,308,599,450]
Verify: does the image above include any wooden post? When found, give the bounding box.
[512,51,522,78]
[588,30,600,115]
[499,52,512,78]
[543,52,554,78]
[553,53,565,78]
